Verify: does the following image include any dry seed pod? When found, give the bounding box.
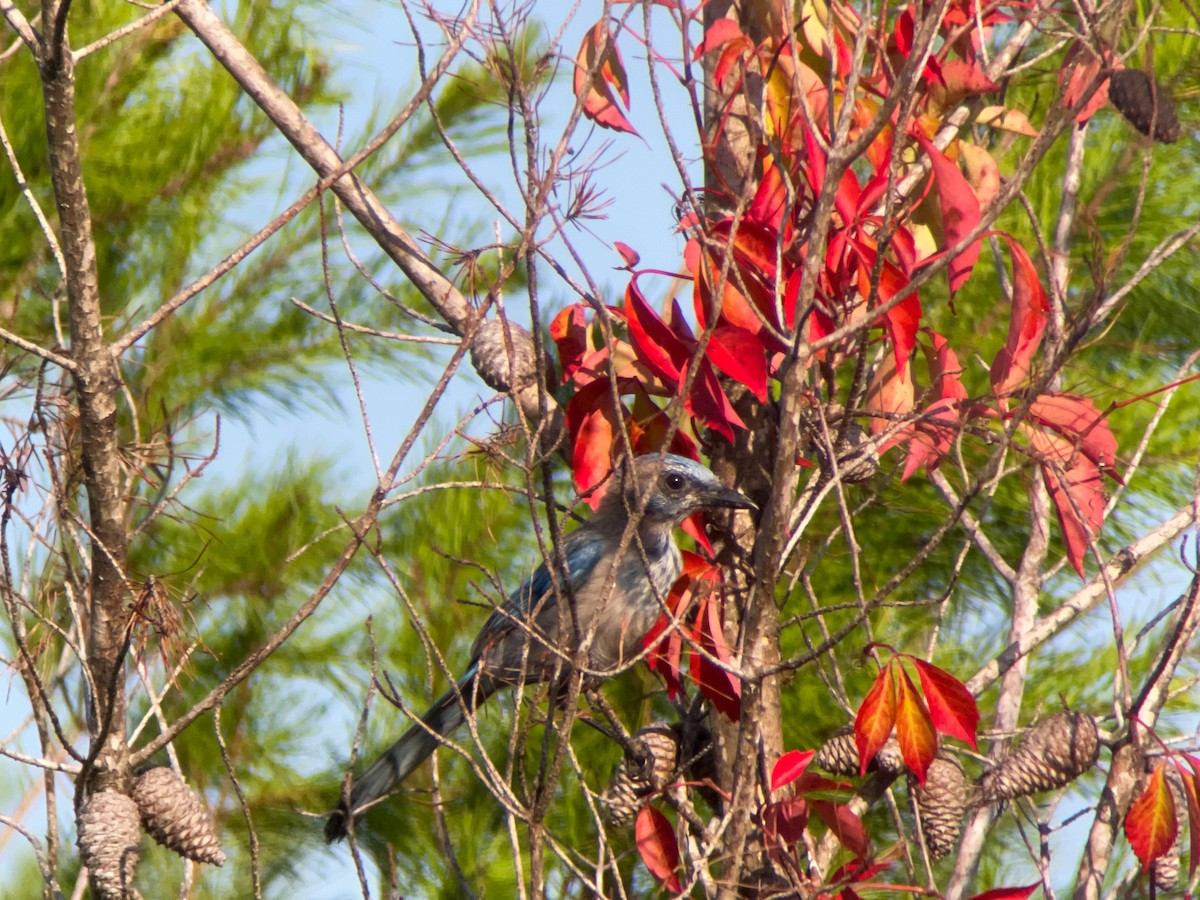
[911,754,967,860]
[979,711,1099,803]
[132,767,225,866]
[806,407,880,484]
[468,319,547,393]
[1108,69,1182,143]
[77,791,141,900]
[601,722,681,826]
[814,727,905,777]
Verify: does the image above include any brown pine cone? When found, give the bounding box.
[979,711,1099,803]
[1108,69,1182,144]
[77,791,141,899]
[601,722,681,826]
[814,727,904,777]
[132,767,225,866]
[911,754,967,860]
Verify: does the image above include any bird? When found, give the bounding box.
[325,453,753,841]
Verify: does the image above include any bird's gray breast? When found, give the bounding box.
[585,532,681,673]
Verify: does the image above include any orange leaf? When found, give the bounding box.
[893,663,937,783]
[909,658,979,749]
[853,662,896,778]
[573,23,637,135]
[551,304,591,384]
[976,106,1040,137]
[1125,763,1178,868]
[636,806,682,892]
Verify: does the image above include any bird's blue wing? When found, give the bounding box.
[469,527,608,662]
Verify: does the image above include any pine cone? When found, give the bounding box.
[911,754,967,860]
[468,319,549,393]
[1108,69,1182,144]
[77,791,141,900]
[602,722,681,826]
[979,712,1099,803]
[1150,762,1187,892]
[814,727,904,777]
[132,767,225,866]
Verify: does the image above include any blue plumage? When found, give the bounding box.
[326,454,752,841]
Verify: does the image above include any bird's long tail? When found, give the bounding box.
[325,667,483,842]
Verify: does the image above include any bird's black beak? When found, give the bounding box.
[705,486,756,512]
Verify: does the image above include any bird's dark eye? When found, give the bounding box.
[664,472,686,491]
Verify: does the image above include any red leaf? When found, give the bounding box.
[772,750,817,792]
[874,257,922,372]
[644,614,685,699]
[749,156,788,230]
[938,59,1000,97]
[624,280,689,388]
[812,800,869,860]
[1125,763,1179,869]
[629,387,699,462]
[791,771,854,796]
[990,237,1049,395]
[927,329,967,401]
[909,658,979,749]
[1027,426,1105,577]
[763,796,809,846]
[684,364,747,443]
[966,886,1040,900]
[691,588,742,720]
[1029,394,1120,477]
[902,397,959,481]
[707,326,768,402]
[644,551,715,698]
[614,241,641,268]
[636,806,682,893]
[827,859,892,896]
[894,663,937,784]
[853,663,896,777]
[912,131,981,293]
[694,17,746,61]
[564,381,622,506]
[574,23,637,135]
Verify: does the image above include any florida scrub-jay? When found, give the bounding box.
[325,454,752,841]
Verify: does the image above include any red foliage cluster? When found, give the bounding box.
[854,647,979,783]
[565,0,1139,891]
[566,3,1121,583]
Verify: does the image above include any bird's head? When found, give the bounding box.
[609,454,755,527]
